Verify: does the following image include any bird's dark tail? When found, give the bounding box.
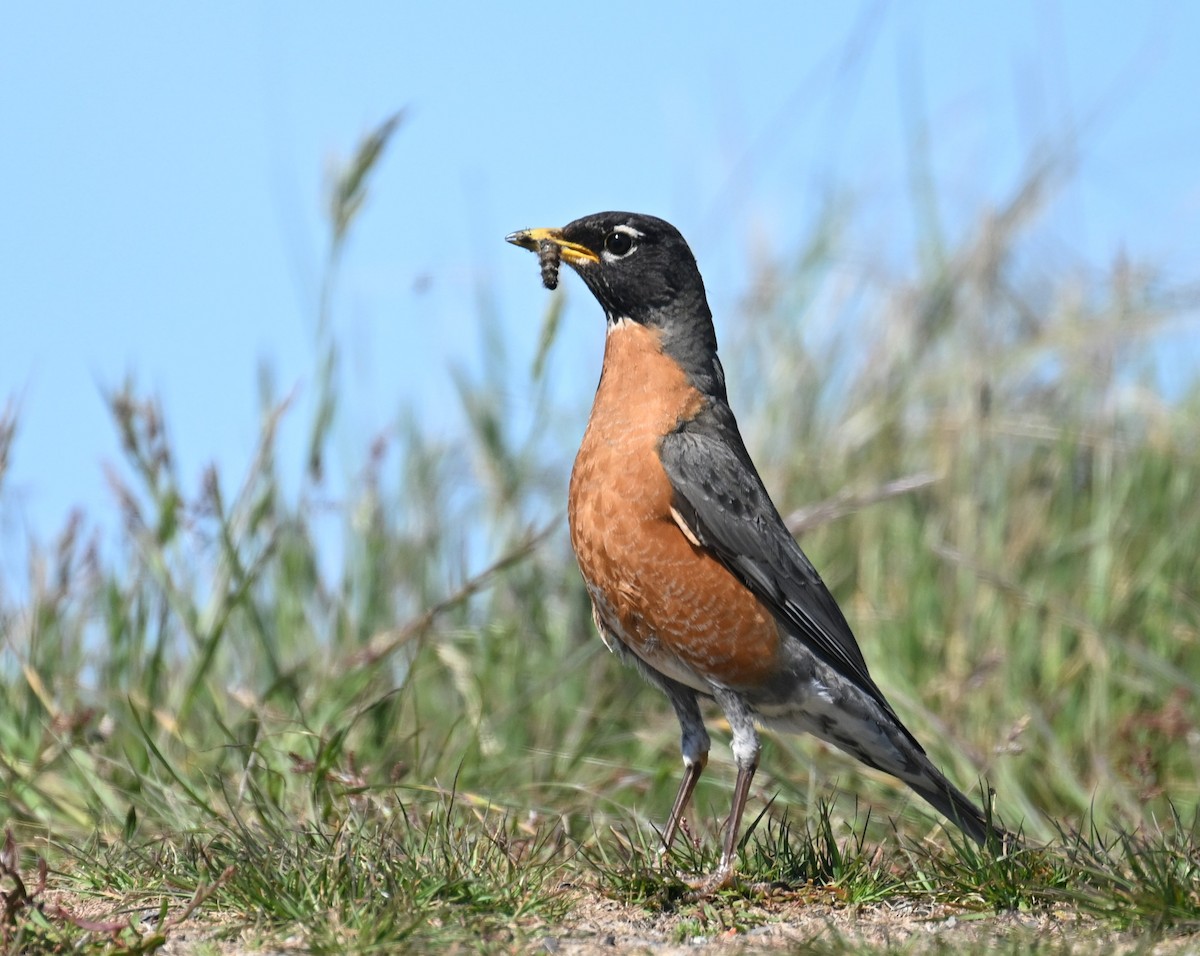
[819,706,1012,848]
[760,678,1013,848]
[902,760,1011,849]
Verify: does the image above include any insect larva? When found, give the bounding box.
[537,238,561,290]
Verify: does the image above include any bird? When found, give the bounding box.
[506,212,1005,889]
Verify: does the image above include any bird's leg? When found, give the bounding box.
[662,751,707,852]
[702,689,761,891]
[660,686,709,858]
[713,754,758,885]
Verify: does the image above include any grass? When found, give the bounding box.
[1,118,1199,952]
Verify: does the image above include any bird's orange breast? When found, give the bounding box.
[568,321,782,693]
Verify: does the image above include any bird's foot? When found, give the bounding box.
[682,856,737,899]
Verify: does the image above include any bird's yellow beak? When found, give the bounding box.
[505,227,600,265]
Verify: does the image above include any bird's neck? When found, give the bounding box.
[604,295,727,404]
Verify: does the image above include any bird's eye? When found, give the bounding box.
[604,230,634,257]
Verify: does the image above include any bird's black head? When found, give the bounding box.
[507,211,725,398]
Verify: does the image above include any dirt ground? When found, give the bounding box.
[545,892,1199,955]
[34,888,1200,955]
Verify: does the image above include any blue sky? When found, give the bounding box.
[3,2,1198,574]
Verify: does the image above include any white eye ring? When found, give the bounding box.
[601,225,641,261]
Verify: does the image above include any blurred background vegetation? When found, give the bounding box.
[0,115,1197,941]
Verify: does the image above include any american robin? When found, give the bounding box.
[507,212,1005,888]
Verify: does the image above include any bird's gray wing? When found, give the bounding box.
[659,406,901,719]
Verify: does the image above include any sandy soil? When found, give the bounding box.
[33,886,1200,955]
